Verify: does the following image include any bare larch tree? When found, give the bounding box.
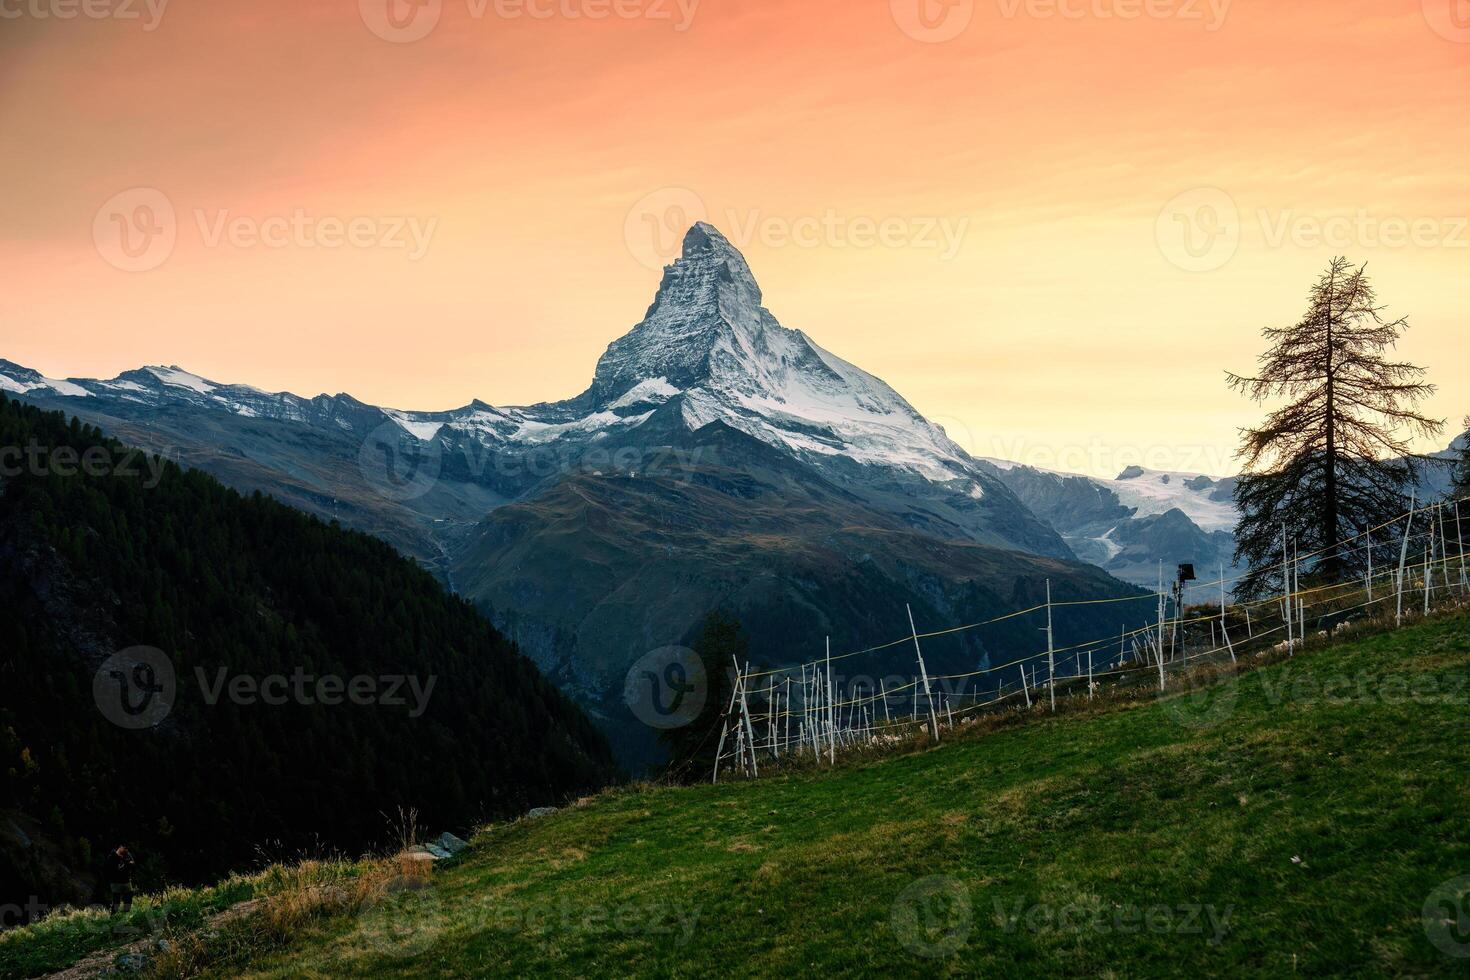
[1227,256,1442,596]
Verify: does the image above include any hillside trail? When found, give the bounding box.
[43,898,260,980]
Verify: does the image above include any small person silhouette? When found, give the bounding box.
[106,845,136,914]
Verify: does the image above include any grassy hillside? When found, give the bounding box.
[7,611,1470,977]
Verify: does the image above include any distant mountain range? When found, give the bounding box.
[6,224,1460,765]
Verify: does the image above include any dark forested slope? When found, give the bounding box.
[0,395,615,911]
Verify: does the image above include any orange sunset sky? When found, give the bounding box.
[1,0,1466,477]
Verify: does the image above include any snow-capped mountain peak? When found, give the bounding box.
[0,224,1074,557]
[592,222,781,398]
[584,223,977,484]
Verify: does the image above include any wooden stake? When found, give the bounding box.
[1219,561,1236,664]
[711,659,743,784]
[906,604,940,740]
[736,659,759,777]
[1457,500,1468,595]
[1397,494,1416,626]
[1045,580,1056,713]
[825,637,835,765]
[1156,564,1167,691]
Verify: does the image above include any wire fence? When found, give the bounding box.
[710,494,1470,782]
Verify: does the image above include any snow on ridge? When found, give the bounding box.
[511,410,652,445]
[607,377,680,410]
[1100,468,1237,532]
[384,410,445,442]
[0,372,93,398]
[147,366,216,394]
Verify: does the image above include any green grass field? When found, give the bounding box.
[7,611,1470,978]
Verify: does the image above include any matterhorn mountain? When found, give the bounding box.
[7,224,1176,765]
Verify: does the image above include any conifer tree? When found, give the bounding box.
[1227,257,1442,595]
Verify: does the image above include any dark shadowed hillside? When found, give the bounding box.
[0,396,615,913]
